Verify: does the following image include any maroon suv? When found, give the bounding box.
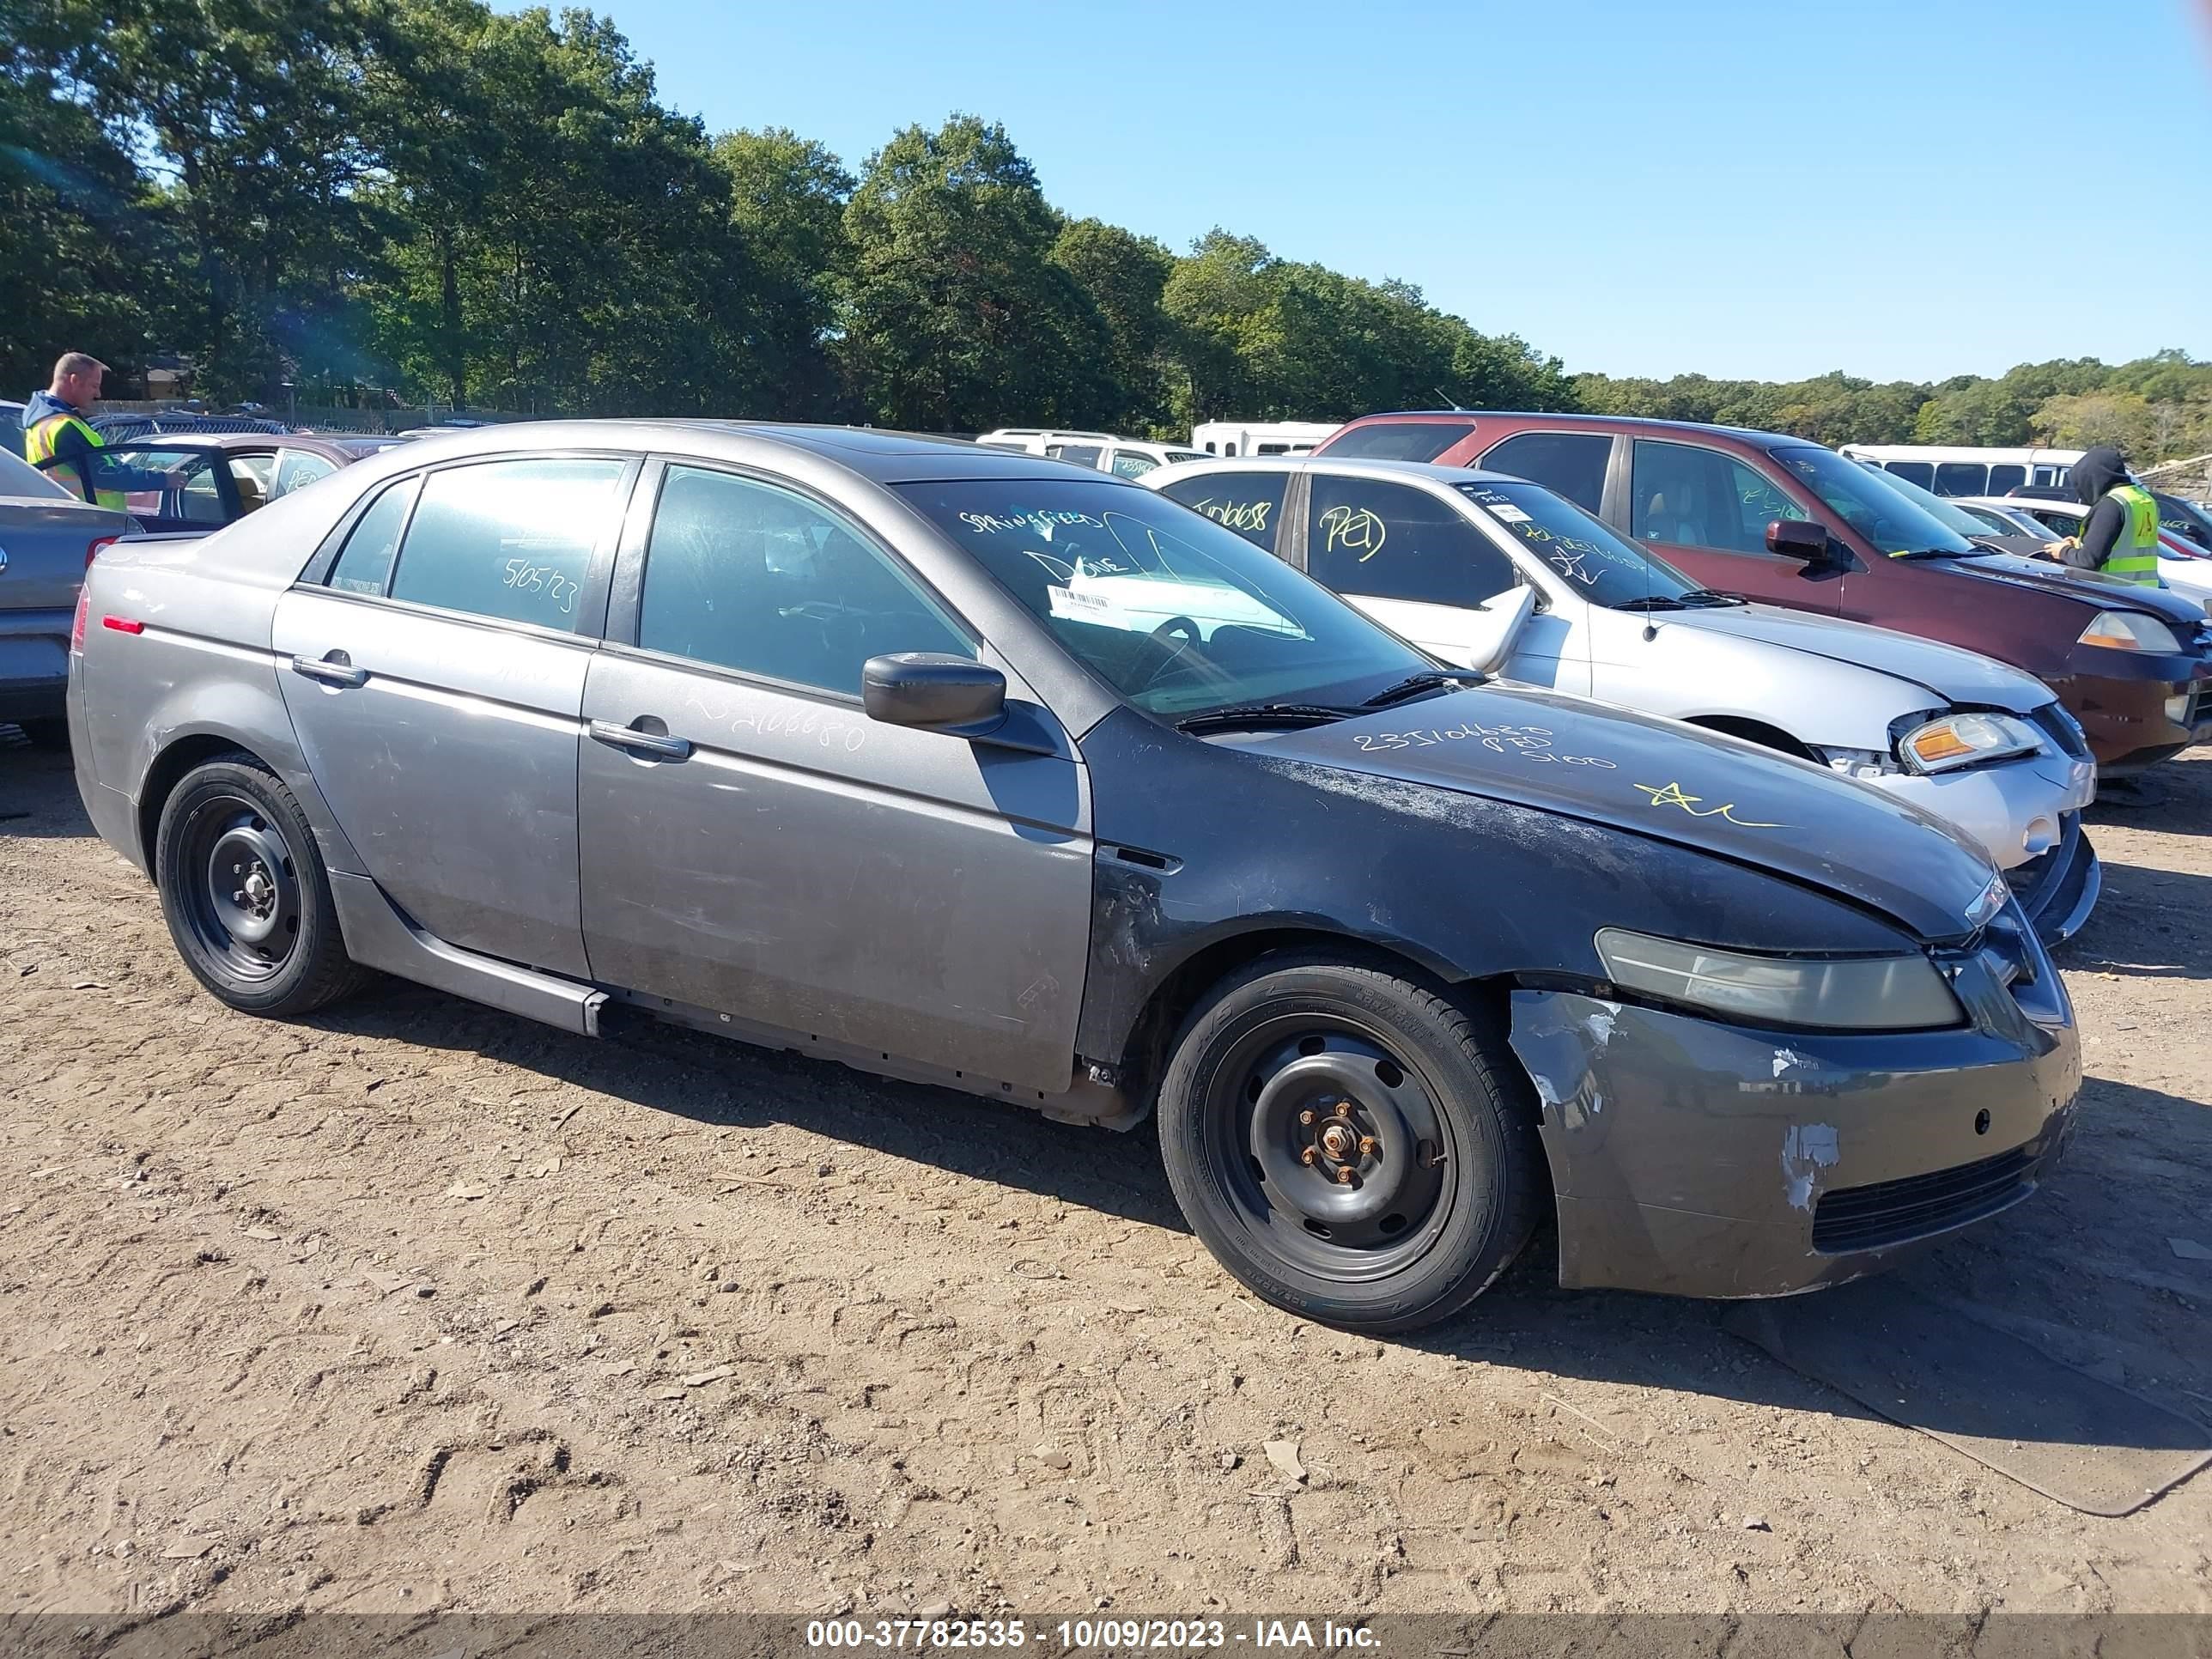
[1315,413,2212,775]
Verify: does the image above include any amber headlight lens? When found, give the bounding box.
[1595,928,1963,1030]
[1899,712,2042,775]
[2078,611,2182,653]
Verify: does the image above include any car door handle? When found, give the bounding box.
[290,653,367,688]
[589,719,691,761]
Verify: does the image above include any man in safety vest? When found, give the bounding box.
[21,352,185,507]
[2054,445,2161,587]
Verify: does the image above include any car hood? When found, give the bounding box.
[1669,603,2050,711]
[1943,550,2211,627]
[1252,687,1999,943]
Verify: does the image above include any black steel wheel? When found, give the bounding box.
[1157,953,1543,1332]
[155,753,365,1016]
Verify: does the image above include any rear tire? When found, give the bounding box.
[1156,952,1544,1332]
[155,754,365,1016]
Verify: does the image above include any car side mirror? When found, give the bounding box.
[1765,519,1832,562]
[862,653,1007,734]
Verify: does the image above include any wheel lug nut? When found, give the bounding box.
[1334,1166,1355,1185]
[1299,1147,1318,1165]
[1334,1102,1352,1119]
[1359,1136,1378,1156]
[1298,1109,1316,1126]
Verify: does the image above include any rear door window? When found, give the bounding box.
[275,448,340,497]
[1109,449,1159,478]
[1322,421,1478,462]
[1885,461,1936,489]
[1476,432,1611,514]
[386,458,628,629]
[327,477,421,596]
[1155,472,1291,551]
[1933,462,1989,496]
[1306,475,1516,605]
[1047,443,1103,468]
[1987,464,2027,495]
[1630,441,1799,554]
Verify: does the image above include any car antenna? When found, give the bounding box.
[1432,388,1471,413]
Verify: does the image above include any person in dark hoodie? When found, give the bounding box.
[2054,445,2161,586]
[21,353,185,507]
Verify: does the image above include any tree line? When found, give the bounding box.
[4,1,2206,459]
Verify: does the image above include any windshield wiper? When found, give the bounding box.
[1358,671,1482,709]
[1677,587,1747,606]
[1173,702,1357,734]
[1613,595,1689,611]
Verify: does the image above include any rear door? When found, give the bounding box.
[272,453,636,977]
[1622,438,1844,613]
[574,460,1092,1092]
[1152,470,1294,554]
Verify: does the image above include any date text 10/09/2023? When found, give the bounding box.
[804,1618,1382,1650]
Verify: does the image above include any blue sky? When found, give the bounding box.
[515,0,2211,384]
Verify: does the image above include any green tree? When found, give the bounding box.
[0,60,177,390]
[1050,217,1174,433]
[369,4,762,416]
[710,125,854,417]
[2029,392,2155,457]
[12,0,392,398]
[842,114,1110,431]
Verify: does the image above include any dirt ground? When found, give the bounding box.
[0,733,2208,1627]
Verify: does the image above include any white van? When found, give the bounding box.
[1838,444,2082,499]
[974,428,1206,479]
[1189,420,1341,459]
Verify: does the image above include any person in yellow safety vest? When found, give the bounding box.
[21,352,187,507]
[2053,445,2161,587]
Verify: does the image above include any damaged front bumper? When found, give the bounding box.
[1505,949,2081,1298]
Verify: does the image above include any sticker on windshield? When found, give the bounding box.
[1484,502,1532,523]
[1046,582,1127,624]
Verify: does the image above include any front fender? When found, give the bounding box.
[1071,706,1920,1075]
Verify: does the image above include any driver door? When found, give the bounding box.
[575,460,1093,1093]
[1624,440,1842,614]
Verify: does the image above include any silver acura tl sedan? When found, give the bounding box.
[65,422,2081,1331]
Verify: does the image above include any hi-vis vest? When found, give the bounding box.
[24,410,125,509]
[2098,483,2161,587]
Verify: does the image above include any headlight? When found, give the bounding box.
[1595,928,1963,1030]
[2078,611,2182,653]
[1897,712,2043,775]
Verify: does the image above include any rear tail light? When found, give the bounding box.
[86,536,118,568]
[70,585,92,652]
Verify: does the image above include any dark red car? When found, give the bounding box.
[1314,413,2212,775]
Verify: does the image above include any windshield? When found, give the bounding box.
[1771,445,1983,557]
[894,479,1433,718]
[1853,465,2021,544]
[1455,479,1705,607]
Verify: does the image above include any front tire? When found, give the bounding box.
[155,754,365,1016]
[1156,953,1544,1333]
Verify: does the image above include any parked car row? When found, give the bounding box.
[1305,411,2212,778]
[1144,453,2101,942]
[62,422,2088,1332]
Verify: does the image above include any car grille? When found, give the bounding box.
[1811,1144,2038,1255]
[2027,701,2093,762]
